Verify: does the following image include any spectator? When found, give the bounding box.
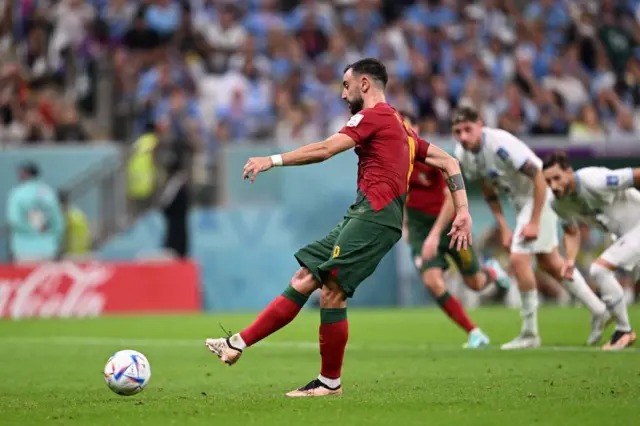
[53,103,90,142]
[569,104,606,141]
[6,163,64,264]
[128,123,159,215]
[542,57,589,115]
[145,0,182,44]
[98,0,137,45]
[59,190,92,257]
[196,4,247,72]
[275,101,321,146]
[154,85,204,149]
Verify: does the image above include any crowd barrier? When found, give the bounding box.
[0,260,201,318]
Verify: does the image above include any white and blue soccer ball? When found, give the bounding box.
[103,350,151,396]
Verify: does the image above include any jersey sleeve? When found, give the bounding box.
[338,109,380,144]
[581,168,636,192]
[493,131,541,171]
[413,134,430,163]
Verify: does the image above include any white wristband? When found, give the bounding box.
[270,154,283,167]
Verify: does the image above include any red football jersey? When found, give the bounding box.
[339,103,430,220]
[406,161,446,217]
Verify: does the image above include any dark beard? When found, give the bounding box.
[348,97,364,115]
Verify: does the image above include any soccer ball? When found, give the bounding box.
[103,350,151,396]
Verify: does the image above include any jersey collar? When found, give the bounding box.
[573,171,582,195]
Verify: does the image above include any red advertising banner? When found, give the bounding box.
[0,261,201,318]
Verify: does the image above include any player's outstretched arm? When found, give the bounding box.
[422,144,472,250]
[423,144,468,212]
[518,160,547,238]
[280,133,356,166]
[632,168,640,188]
[242,134,355,183]
[596,167,640,191]
[561,223,581,280]
[480,179,512,250]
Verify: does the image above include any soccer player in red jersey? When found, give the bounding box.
[400,111,511,348]
[205,58,473,397]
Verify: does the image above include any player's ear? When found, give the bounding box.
[360,76,369,93]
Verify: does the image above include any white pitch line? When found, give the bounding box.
[0,336,637,353]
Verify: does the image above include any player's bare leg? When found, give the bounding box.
[463,260,511,292]
[501,252,542,350]
[590,258,636,350]
[537,249,609,346]
[423,268,489,349]
[205,268,320,365]
[286,279,346,397]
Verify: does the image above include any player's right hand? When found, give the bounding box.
[243,156,273,183]
[561,260,575,280]
[448,210,472,251]
[500,228,513,251]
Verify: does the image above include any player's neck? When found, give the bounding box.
[363,93,386,110]
[568,173,578,194]
[469,138,482,153]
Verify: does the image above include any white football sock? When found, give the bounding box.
[590,264,632,332]
[624,286,636,305]
[520,290,539,336]
[229,333,247,350]
[318,375,340,389]
[562,269,607,315]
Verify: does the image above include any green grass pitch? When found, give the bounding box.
[1,306,639,426]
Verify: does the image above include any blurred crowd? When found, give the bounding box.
[108,0,640,151]
[0,0,94,144]
[3,0,640,149]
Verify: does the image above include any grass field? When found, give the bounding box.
[0,306,639,426]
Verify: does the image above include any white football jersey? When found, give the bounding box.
[455,127,542,212]
[551,167,640,236]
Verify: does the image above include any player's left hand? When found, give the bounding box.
[448,210,472,251]
[243,157,273,183]
[520,222,539,241]
[561,260,575,280]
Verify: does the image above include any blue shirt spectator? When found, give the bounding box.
[7,163,64,263]
[145,0,182,36]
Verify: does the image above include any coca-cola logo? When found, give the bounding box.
[0,262,113,319]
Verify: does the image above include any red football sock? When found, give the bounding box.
[436,291,476,333]
[239,286,308,347]
[319,308,348,381]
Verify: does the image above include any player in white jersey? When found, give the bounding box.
[543,151,637,350]
[451,106,609,350]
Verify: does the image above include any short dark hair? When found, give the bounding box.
[20,162,40,178]
[398,110,417,126]
[344,58,388,88]
[543,151,572,170]
[451,105,480,125]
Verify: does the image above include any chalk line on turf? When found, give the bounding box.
[0,336,636,353]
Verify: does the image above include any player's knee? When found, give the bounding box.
[463,273,484,291]
[320,281,347,308]
[290,268,321,296]
[509,252,531,271]
[590,261,613,280]
[422,268,446,295]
